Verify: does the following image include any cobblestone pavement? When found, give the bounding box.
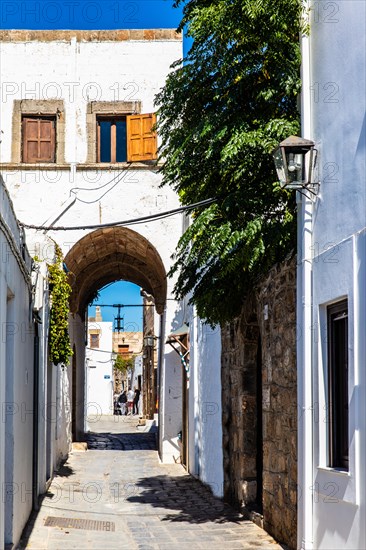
[19,416,283,550]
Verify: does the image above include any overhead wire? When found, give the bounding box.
[70,170,128,204]
[69,170,127,193]
[18,197,217,232]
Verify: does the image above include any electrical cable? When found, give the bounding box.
[0,217,32,290]
[70,171,127,204]
[69,169,128,193]
[18,197,217,232]
[91,303,152,307]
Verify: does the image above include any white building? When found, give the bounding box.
[298,2,366,548]
[0,28,185,462]
[1,173,72,549]
[0,28,224,495]
[86,307,114,416]
[188,316,224,497]
[164,300,224,497]
[0,178,34,548]
[0,30,225,549]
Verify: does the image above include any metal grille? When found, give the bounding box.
[44,516,115,532]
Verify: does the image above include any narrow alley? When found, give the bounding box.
[19,417,282,550]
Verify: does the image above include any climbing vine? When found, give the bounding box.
[48,244,73,366]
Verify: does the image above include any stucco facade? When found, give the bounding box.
[0,29,186,464]
[298,2,366,548]
[86,319,114,416]
[0,178,36,547]
[192,318,224,498]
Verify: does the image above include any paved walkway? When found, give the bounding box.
[19,416,283,550]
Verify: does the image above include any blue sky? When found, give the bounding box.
[89,282,144,328]
[1,0,183,30]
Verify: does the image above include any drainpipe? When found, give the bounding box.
[32,324,40,511]
[298,8,314,549]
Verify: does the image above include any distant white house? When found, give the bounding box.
[86,307,114,416]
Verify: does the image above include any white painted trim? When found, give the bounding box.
[298,4,314,547]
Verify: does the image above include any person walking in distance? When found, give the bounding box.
[133,387,141,415]
[127,387,134,416]
[118,390,127,415]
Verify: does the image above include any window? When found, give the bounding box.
[22,116,56,163]
[118,344,130,356]
[327,300,348,469]
[97,117,127,163]
[12,100,65,164]
[97,113,157,163]
[90,333,100,349]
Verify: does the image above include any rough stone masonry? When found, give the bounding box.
[221,255,297,549]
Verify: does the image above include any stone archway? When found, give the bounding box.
[65,226,167,317]
[64,226,167,440]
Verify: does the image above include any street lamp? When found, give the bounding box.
[143,335,156,348]
[273,135,317,190]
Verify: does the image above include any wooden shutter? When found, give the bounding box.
[22,117,55,163]
[126,113,157,162]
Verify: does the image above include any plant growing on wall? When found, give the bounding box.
[48,244,73,365]
[156,0,303,325]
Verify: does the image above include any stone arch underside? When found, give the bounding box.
[65,227,167,316]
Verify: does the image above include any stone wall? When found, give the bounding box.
[221,255,297,549]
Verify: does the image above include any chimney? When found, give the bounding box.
[95,306,102,322]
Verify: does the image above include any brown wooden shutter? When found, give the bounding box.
[126,113,157,162]
[22,117,55,163]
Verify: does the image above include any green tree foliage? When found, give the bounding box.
[155,0,303,324]
[114,354,134,373]
[48,244,73,365]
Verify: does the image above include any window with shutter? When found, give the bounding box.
[22,116,56,163]
[96,112,157,163]
[127,113,157,162]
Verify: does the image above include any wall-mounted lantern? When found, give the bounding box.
[143,335,156,348]
[273,135,317,190]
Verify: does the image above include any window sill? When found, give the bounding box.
[1,163,70,170]
[317,466,350,477]
[0,162,163,171]
[76,162,161,171]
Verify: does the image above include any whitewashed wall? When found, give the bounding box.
[0,179,35,548]
[0,35,182,258]
[159,300,183,463]
[86,321,114,416]
[0,33,184,466]
[299,2,366,548]
[188,313,223,497]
